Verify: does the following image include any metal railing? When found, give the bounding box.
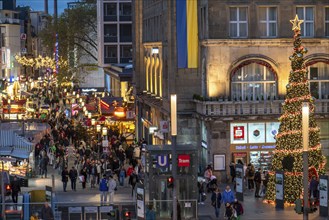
[0,199,198,220]
[194,99,329,117]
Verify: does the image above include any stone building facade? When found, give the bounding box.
[133,0,329,181]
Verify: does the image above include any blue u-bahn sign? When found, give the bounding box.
[156,155,168,168]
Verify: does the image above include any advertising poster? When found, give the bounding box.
[320,178,328,207]
[137,185,145,218]
[275,173,284,200]
[230,123,247,144]
[235,166,243,193]
[266,122,280,143]
[248,123,265,143]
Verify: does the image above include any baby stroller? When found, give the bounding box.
[207,175,218,192]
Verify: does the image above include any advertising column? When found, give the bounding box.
[319,175,329,217]
[275,171,284,209]
[235,164,244,201]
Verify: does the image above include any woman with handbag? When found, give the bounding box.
[211,187,222,218]
[80,167,87,189]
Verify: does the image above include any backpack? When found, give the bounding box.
[99,178,108,191]
[248,168,254,177]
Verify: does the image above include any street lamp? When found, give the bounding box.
[170,94,178,220]
[102,127,107,137]
[302,102,309,220]
[88,112,92,119]
[91,118,96,126]
[96,124,101,133]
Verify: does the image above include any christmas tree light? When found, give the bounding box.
[265,15,326,204]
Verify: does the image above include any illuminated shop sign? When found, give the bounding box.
[248,123,265,143]
[230,123,247,144]
[234,145,275,151]
[230,122,280,144]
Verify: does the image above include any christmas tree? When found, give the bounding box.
[265,15,326,203]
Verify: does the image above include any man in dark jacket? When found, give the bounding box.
[61,167,69,192]
[40,202,54,220]
[69,166,78,191]
[254,168,262,198]
[10,176,21,203]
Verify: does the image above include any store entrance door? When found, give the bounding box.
[154,178,171,218]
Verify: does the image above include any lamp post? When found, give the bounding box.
[302,102,309,220]
[170,94,177,220]
[96,124,102,158]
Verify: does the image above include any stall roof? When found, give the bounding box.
[10,149,30,159]
[0,147,13,156]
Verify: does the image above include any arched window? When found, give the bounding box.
[231,62,277,101]
[308,61,329,99]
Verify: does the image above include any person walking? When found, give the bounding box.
[232,199,244,220]
[129,170,138,197]
[146,204,156,220]
[245,163,255,190]
[99,174,108,204]
[108,175,117,204]
[222,185,235,205]
[211,187,222,218]
[10,176,21,203]
[61,167,69,192]
[69,166,78,191]
[40,202,54,220]
[254,168,262,198]
[80,167,87,189]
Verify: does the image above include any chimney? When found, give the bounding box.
[44,0,48,14]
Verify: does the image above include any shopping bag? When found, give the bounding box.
[79,175,85,183]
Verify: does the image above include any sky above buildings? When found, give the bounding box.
[16,0,71,14]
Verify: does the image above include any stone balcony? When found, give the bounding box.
[194,99,329,118]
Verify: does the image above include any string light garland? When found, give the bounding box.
[265,15,325,204]
[15,54,68,72]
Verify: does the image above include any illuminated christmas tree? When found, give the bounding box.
[265,15,326,203]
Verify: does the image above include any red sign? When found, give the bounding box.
[178,155,190,167]
[233,126,245,140]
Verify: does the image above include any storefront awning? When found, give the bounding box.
[10,149,30,159]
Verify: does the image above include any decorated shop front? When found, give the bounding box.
[230,121,280,171]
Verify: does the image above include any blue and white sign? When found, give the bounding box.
[156,155,168,168]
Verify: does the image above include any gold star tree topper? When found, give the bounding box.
[290,15,304,31]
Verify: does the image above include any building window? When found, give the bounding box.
[308,62,329,99]
[259,7,277,37]
[120,45,132,63]
[104,45,117,64]
[104,24,117,42]
[119,3,132,21]
[296,6,314,37]
[104,3,117,21]
[325,8,329,37]
[120,24,132,42]
[229,7,248,38]
[231,62,277,101]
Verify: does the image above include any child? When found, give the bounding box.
[225,203,237,220]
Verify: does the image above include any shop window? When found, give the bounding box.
[308,62,329,99]
[231,61,277,101]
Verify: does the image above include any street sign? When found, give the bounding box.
[178,154,190,167]
[156,155,168,168]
